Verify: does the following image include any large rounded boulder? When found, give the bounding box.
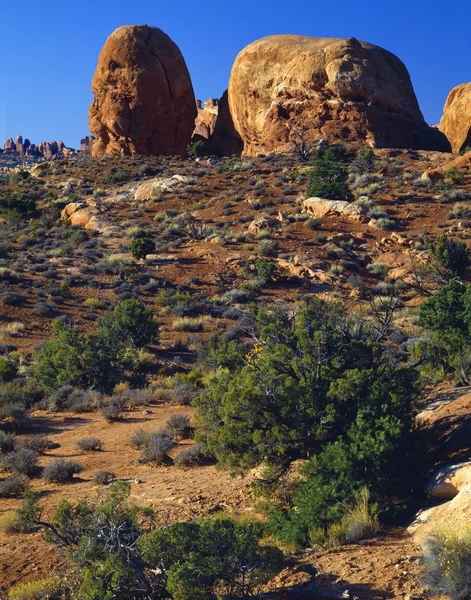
[228,35,449,154]
[439,82,471,153]
[89,25,196,157]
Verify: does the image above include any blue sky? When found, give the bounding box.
[1,0,469,148]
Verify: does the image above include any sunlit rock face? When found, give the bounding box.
[89,25,196,157]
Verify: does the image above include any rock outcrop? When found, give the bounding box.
[205,90,243,156]
[302,197,367,221]
[2,137,75,159]
[439,82,471,153]
[89,25,196,157]
[194,99,219,139]
[228,35,450,155]
[80,136,95,155]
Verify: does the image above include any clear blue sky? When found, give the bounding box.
[1,0,469,148]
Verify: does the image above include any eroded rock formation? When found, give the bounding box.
[89,24,196,157]
[228,35,450,155]
[439,82,471,153]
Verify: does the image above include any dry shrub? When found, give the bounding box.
[424,523,471,600]
[0,511,21,534]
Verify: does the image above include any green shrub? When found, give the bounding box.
[195,300,424,546]
[140,518,283,600]
[445,166,465,184]
[0,192,36,213]
[187,140,206,157]
[129,235,156,260]
[427,234,469,277]
[0,357,18,382]
[307,145,354,200]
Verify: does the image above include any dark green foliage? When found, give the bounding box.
[102,168,133,185]
[307,145,355,200]
[33,299,156,394]
[445,166,465,184]
[0,357,18,382]
[21,483,281,600]
[0,192,36,213]
[417,280,471,382]
[195,300,424,545]
[140,518,283,600]
[427,234,469,277]
[242,260,276,285]
[0,430,15,454]
[129,235,156,260]
[187,140,206,157]
[101,298,158,348]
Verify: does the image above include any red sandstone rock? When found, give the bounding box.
[89,25,196,157]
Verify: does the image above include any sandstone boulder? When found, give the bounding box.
[439,82,471,153]
[134,175,190,201]
[302,197,367,221]
[426,462,471,501]
[228,35,449,155]
[89,25,196,157]
[248,216,281,234]
[410,484,471,545]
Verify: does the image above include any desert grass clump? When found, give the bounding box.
[14,434,54,454]
[8,578,65,600]
[77,437,103,452]
[0,473,30,497]
[130,429,152,449]
[42,459,83,483]
[174,444,212,468]
[139,433,175,465]
[366,262,390,278]
[341,487,380,543]
[0,511,21,535]
[1,449,38,476]
[165,414,191,440]
[94,470,115,485]
[172,316,206,332]
[424,523,471,600]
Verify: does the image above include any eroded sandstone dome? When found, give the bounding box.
[228,35,449,155]
[89,25,196,157]
[439,82,471,153]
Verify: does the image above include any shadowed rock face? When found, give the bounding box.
[228,35,450,155]
[439,82,471,153]
[89,25,197,157]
